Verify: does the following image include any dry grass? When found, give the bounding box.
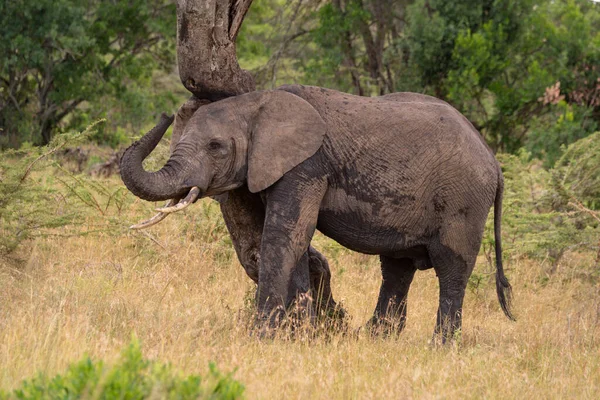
[1,193,600,399]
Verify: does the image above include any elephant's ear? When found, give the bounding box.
[247,91,326,193]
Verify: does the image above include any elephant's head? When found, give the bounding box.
[120,90,326,213]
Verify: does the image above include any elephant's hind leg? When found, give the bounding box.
[428,233,479,345]
[369,256,417,335]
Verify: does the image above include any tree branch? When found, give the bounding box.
[55,98,84,123]
[229,0,254,40]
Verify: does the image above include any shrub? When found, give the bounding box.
[0,339,244,400]
[0,121,132,260]
[551,131,600,211]
[484,132,600,269]
[1,125,94,257]
[526,101,597,168]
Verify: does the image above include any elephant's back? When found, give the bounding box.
[278,84,499,196]
[379,92,451,107]
[281,84,500,248]
[278,84,488,153]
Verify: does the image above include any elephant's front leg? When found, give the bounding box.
[257,175,326,328]
[218,187,340,313]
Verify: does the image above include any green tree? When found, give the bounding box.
[285,0,599,156]
[441,0,599,153]
[307,0,410,95]
[236,0,322,89]
[0,0,176,149]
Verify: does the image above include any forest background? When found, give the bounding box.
[1,0,600,398]
[2,0,599,161]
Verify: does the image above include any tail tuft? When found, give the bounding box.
[496,271,515,321]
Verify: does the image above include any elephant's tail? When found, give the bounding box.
[494,171,515,321]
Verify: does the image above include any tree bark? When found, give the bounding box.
[332,0,364,96]
[176,0,255,99]
[173,0,342,318]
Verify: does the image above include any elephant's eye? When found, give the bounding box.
[207,140,223,151]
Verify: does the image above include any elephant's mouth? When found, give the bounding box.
[154,186,201,213]
[129,186,201,230]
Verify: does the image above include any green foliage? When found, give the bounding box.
[1,124,93,256]
[552,131,600,211]
[276,0,599,156]
[407,0,600,153]
[237,0,284,71]
[305,1,374,93]
[0,338,244,399]
[527,100,597,167]
[89,126,130,150]
[407,0,526,90]
[0,0,177,148]
[3,0,597,161]
[486,133,600,267]
[0,122,132,258]
[237,0,317,87]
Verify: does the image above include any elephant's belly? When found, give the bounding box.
[316,209,433,269]
[316,208,422,256]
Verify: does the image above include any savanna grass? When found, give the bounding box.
[1,133,599,398]
[1,179,599,398]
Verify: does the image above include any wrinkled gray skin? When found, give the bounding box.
[120,85,514,342]
[212,186,339,318]
[167,97,341,319]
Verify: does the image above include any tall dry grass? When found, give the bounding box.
[1,192,599,399]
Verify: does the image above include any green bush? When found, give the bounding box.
[1,125,95,257]
[551,131,600,211]
[484,132,600,268]
[526,101,597,168]
[88,126,130,149]
[0,339,244,400]
[0,122,134,260]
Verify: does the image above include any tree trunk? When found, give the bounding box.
[173,0,341,317]
[40,118,54,146]
[176,0,255,99]
[332,0,364,96]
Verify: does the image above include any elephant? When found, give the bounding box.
[120,84,514,342]
[129,96,343,322]
[210,186,340,320]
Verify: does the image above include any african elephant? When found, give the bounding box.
[128,97,342,320]
[120,84,514,342]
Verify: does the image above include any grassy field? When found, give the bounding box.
[1,179,600,399]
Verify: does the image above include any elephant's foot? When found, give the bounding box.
[431,312,463,347]
[252,292,314,339]
[369,256,416,337]
[310,277,348,334]
[313,302,348,336]
[251,303,348,340]
[365,314,407,337]
[251,307,284,340]
[308,247,348,333]
[251,292,350,340]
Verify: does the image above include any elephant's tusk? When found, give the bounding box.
[155,186,200,213]
[129,199,176,230]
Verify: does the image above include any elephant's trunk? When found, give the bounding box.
[120,113,192,202]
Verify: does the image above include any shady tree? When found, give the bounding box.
[131,0,341,320]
